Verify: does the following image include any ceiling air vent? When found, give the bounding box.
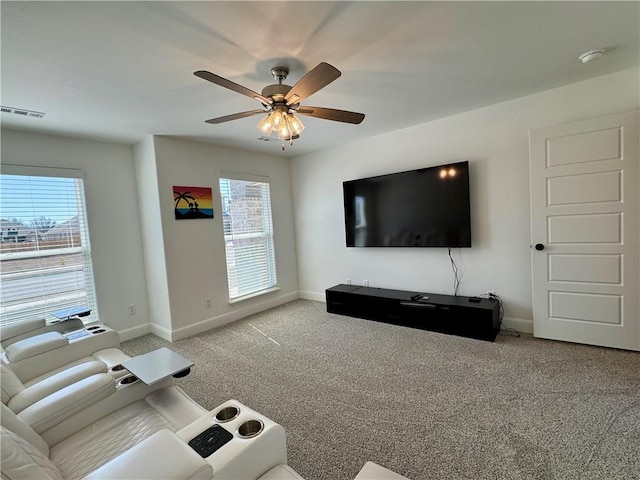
[0,106,45,119]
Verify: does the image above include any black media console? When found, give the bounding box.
[326,284,500,342]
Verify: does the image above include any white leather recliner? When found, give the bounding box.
[0,317,85,348]
[1,360,109,414]
[1,387,304,480]
[1,320,131,385]
[0,323,132,424]
[1,384,212,479]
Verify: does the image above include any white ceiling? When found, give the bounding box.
[1,1,638,158]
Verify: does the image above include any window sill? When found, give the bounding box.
[228,286,281,304]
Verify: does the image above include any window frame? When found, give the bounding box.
[219,172,278,303]
[0,164,100,325]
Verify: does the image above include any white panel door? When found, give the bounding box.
[529,110,639,351]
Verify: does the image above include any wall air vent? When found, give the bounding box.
[0,106,46,119]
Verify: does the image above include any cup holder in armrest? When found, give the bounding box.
[172,367,191,378]
[91,328,106,334]
[237,419,263,439]
[117,375,139,386]
[214,406,240,423]
[109,364,126,373]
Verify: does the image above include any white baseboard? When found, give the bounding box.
[115,322,171,342]
[170,291,300,341]
[298,290,325,302]
[502,316,533,334]
[115,323,151,342]
[116,292,300,342]
[149,324,173,341]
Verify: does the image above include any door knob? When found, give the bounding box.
[535,243,545,251]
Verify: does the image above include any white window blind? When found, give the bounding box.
[219,176,277,300]
[0,167,99,326]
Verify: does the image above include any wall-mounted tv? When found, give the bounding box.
[343,161,472,247]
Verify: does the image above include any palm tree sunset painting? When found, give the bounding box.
[173,186,214,220]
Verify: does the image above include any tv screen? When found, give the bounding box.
[343,161,471,247]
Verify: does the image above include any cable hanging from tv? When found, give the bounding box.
[448,247,460,296]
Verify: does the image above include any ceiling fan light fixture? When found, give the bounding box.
[256,108,303,138]
[256,107,286,135]
[286,113,305,136]
[279,115,299,137]
[280,123,291,140]
[256,113,275,135]
[272,109,287,131]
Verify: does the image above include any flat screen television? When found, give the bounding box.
[343,161,472,247]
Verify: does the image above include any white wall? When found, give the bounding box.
[1,129,151,338]
[133,137,172,337]
[290,68,640,332]
[148,136,299,340]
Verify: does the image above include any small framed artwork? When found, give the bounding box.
[173,186,214,220]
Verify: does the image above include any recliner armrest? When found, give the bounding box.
[18,373,116,433]
[7,361,107,413]
[83,429,213,480]
[5,332,68,362]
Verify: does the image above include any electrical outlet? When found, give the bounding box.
[127,304,136,315]
[363,280,369,287]
[205,298,212,309]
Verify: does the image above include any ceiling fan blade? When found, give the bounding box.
[194,70,272,106]
[296,106,365,124]
[284,62,341,106]
[205,109,266,124]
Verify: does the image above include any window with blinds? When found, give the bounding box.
[219,175,277,301]
[0,166,99,326]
